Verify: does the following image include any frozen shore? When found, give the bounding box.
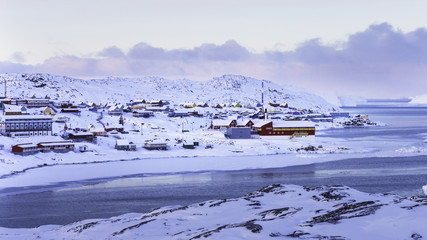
[1,129,426,191]
[1,184,427,240]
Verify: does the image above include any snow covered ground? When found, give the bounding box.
[1,184,426,240]
[1,73,426,239]
[0,103,422,188]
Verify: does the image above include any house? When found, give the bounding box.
[232,103,242,108]
[280,103,289,108]
[252,120,315,139]
[12,141,75,154]
[61,108,81,114]
[66,131,96,142]
[183,102,196,108]
[43,106,55,115]
[196,102,209,108]
[144,141,168,150]
[53,101,72,108]
[3,98,49,108]
[133,110,154,118]
[0,115,53,137]
[145,106,169,112]
[188,111,203,117]
[27,99,50,108]
[37,141,75,152]
[213,104,223,109]
[88,107,98,112]
[104,126,124,132]
[108,106,122,116]
[183,141,199,149]
[86,102,97,108]
[225,127,252,139]
[149,100,167,107]
[77,102,87,108]
[12,143,40,155]
[4,105,23,115]
[115,139,136,151]
[132,103,146,110]
[89,128,107,136]
[236,119,255,128]
[209,119,237,129]
[168,111,189,117]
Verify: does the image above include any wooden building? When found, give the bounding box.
[12,141,75,154]
[236,119,254,128]
[115,139,136,151]
[144,142,168,150]
[12,143,39,155]
[209,119,237,129]
[253,121,315,139]
[37,141,75,152]
[67,132,96,142]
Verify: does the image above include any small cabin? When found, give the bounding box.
[43,107,55,115]
[144,142,168,150]
[115,139,136,151]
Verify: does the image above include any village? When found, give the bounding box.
[0,96,375,157]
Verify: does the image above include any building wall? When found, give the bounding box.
[226,127,251,139]
[255,122,315,136]
[1,117,53,137]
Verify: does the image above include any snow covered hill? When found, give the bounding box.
[0,73,337,112]
[1,184,426,239]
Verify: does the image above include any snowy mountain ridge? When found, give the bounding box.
[0,73,337,112]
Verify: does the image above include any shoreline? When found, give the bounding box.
[1,150,427,194]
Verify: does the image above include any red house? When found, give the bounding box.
[209,119,237,129]
[253,121,315,138]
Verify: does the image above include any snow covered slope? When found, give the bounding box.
[0,73,336,112]
[1,184,426,239]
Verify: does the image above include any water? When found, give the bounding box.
[1,155,427,228]
[0,107,427,228]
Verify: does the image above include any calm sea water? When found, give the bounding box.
[0,107,427,228]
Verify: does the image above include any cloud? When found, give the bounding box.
[98,46,126,58]
[9,52,27,63]
[0,61,33,73]
[0,23,427,98]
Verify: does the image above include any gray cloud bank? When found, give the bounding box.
[1,23,427,98]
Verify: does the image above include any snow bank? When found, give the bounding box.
[1,184,426,239]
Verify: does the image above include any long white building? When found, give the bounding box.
[0,115,53,137]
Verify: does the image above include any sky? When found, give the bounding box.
[1,0,427,102]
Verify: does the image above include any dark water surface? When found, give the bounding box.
[1,155,427,228]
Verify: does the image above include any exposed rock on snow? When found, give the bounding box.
[1,184,427,239]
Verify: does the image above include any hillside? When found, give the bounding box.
[0,73,337,112]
